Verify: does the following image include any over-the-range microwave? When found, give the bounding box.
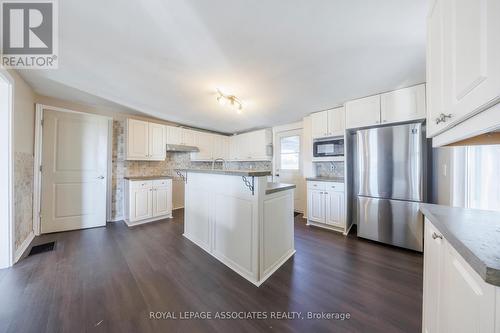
[313,138,344,158]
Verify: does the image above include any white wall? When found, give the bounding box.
[9,70,36,258]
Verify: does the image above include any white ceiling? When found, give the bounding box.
[19,0,428,134]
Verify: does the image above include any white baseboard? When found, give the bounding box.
[107,216,124,223]
[14,231,35,263]
[125,214,173,227]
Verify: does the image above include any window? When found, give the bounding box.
[280,135,300,170]
[465,145,500,211]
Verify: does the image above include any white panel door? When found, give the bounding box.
[148,123,166,160]
[127,119,149,159]
[381,84,426,124]
[307,190,324,223]
[131,188,153,221]
[311,111,328,139]
[41,110,108,233]
[276,130,304,212]
[325,190,344,227]
[166,126,183,145]
[327,107,345,137]
[422,219,445,333]
[153,186,171,217]
[447,0,500,124]
[345,95,381,129]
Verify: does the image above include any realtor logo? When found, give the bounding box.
[1,0,58,68]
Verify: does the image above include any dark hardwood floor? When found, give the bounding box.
[0,210,423,333]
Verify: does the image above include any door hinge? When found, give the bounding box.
[41,119,44,126]
[39,165,42,172]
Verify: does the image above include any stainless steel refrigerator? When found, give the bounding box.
[354,122,427,252]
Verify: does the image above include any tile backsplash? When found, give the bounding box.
[314,161,344,178]
[111,120,271,220]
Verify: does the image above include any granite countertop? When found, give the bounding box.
[266,182,296,195]
[420,203,500,287]
[124,176,173,181]
[306,177,344,183]
[176,169,272,177]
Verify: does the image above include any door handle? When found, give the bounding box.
[432,232,443,240]
[97,176,105,179]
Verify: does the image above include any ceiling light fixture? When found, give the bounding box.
[216,88,243,113]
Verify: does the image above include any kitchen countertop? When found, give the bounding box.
[306,177,344,183]
[420,203,500,286]
[176,169,272,177]
[266,182,296,195]
[124,176,173,181]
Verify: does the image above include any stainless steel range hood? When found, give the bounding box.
[166,144,199,152]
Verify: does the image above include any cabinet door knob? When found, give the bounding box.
[97,175,105,179]
[432,232,443,240]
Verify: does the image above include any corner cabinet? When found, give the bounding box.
[311,106,345,139]
[422,218,499,333]
[126,119,166,161]
[306,181,346,233]
[124,178,173,227]
[426,0,500,145]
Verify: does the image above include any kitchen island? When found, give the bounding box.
[176,169,296,286]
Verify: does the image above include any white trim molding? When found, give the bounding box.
[0,69,15,268]
[14,231,34,263]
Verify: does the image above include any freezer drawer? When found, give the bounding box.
[357,196,423,252]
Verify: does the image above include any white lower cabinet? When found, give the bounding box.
[125,178,172,226]
[422,218,498,333]
[306,181,345,233]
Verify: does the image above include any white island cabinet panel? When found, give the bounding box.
[213,195,256,279]
[182,170,295,286]
[184,183,211,252]
[262,193,294,278]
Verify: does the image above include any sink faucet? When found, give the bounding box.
[212,158,226,170]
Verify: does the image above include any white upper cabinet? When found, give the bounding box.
[148,122,167,160]
[126,119,150,160]
[126,119,166,161]
[247,129,272,160]
[426,0,446,137]
[327,107,345,137]
[381,84,426,124]
[191,131,214,161]
[212,135,229,160]
[311,111,329,138]
[182,129,196,146]
[229,129,272,161]
[426,0,500,142]
[345,95,381,129]
[311,107,345,139]
[166,126,183,145]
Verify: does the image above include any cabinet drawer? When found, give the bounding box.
[326,183,344,192]
[153,179,172,188]
[130,180,153,189]
[307,181,326,190]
